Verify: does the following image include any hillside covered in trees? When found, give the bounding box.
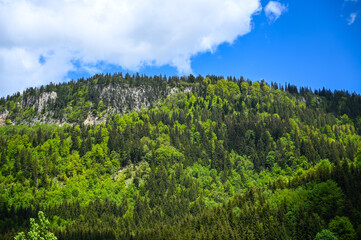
[1,74,361,240]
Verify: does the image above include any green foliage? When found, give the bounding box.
[314,229,338,240]
[0,74,361,239]
[308,180,344,221]
[14,211,57,240]
[329,216,356,240]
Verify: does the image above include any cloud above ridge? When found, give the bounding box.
[347,12,357,25]
[265,1,287,22]
[0,0,261,96]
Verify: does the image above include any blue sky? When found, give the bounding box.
[0,0,360,96]
[191,0,361,93]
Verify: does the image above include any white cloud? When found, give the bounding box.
[0,0,261,96]
[265,1,287,22]
[0,48,75,96]
[347,12,357,25]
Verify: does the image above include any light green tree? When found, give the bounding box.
[14,211,57,240]
[314,229,338,240]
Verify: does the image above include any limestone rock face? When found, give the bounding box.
[0,110,9,126]
[83,115,105,126]
[1,83,193,126]
[23,91,57,112]
[35,92,57,112]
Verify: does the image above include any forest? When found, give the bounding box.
[1,73,361,239]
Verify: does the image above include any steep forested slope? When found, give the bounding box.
[1,74,361,240]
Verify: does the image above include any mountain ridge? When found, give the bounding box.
[1,73,361,240]
[1,73,360,129]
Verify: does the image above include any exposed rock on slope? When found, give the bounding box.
[0,77,194,126]
[0,110,9,126]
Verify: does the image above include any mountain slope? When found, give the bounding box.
[1,74,361,240]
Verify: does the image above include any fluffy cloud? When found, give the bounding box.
[0,48,77,95]
[347,12,358,25]
[0,0,261,96]
[265,1,287,22]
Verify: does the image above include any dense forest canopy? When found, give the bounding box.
[1,73,361,239]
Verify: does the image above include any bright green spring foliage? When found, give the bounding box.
[0,74,361,239]
[14,211,57,240]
